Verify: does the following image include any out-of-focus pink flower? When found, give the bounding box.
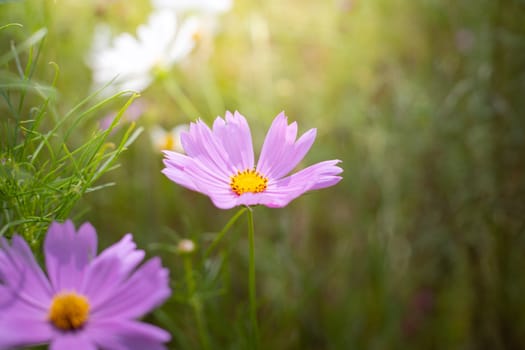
[99,100,145,132]
[0,220,171,349]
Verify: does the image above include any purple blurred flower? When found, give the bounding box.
[99,100,145,132]
[0,220,171,350]
[162,111,343,209]
[401,287,435,337]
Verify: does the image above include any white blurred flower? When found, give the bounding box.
[152,0,233,14]
[88,10,202,96]
[152,0,232,50]
[150,124,188,153]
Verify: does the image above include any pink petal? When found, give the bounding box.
[50,332,97,350]
[163,150,236,206]
[207,190,242,209]
[89,258,170,320]
[163,150,229,190]
[212,111,255,171]
[80,254,125,310]
[257,111,289,177]
[181,120,233,177]
[263,127,317,180]
[162,151,241,209]
[0,315,53,349]
[257,112,320,181]
[273,160,343,192]
[250,160,343,207]
[162,151,200,192]
[0,236,53,308]
[81,234,145,308]
[234,191,291,208]
[44,221,98,291]
[86,319,170,350]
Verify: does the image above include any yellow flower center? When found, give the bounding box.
[48,292,90,331]
[192,30,203,42]
[230,168,268,196]
[161,134,175,150]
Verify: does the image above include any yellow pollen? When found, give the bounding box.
[48,292,90,331]
[230,168,268,196]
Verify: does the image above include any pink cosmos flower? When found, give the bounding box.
[0,220,171,350]
[162,111,343,209]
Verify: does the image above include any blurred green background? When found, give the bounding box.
[2,0,525,349]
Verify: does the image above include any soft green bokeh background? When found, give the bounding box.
[1,0,525,349]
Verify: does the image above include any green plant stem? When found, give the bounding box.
[247,207,259,348]
[198,64,225,117]
[183,255,210,350]
[163,78,201,119]
[204,207,248,258]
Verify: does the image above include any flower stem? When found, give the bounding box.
[247,207,260,348]
[163,78,201,119]
[183,255,210,350]
[204,207,248,258]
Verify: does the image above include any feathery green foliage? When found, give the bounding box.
[0,25,142,246]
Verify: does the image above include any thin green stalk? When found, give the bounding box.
[163,78,201,119]
[199,64,225,117]
[192,298,209,350]
[204,207,248,258]
[247,207,259,348]
[183,255,210,350]
[183,255,196,296]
